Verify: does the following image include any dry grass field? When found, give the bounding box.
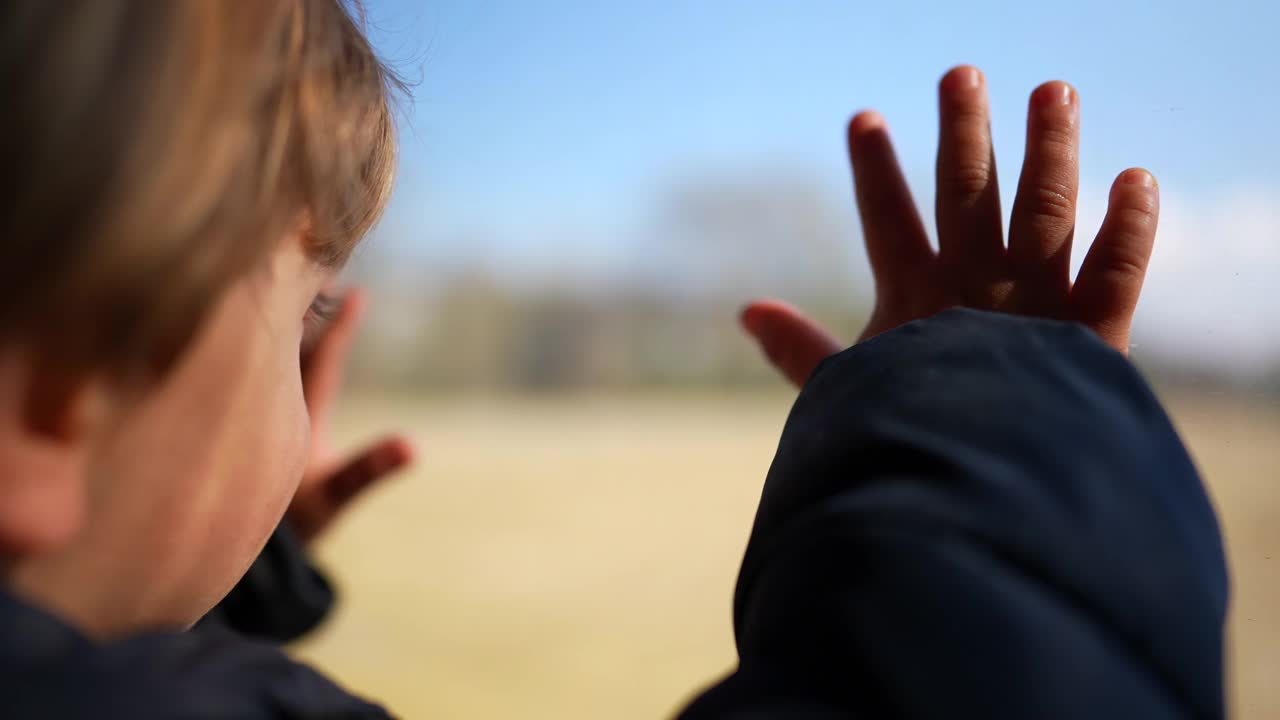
[290,389,1280,719]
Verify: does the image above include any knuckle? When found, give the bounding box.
[1028,180,1076,221]
[1098,240,1150,279]
[1112,203,1158,233]
[1105,254,1148,280]
[943,160,995,199]
[1097,234,1154,281]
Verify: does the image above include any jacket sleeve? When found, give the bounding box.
[0,588,390,719]
[679,308,1228,719]
[197,520,335,643]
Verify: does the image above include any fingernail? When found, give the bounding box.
[942,65,982,95]
[849,109,886,135]
[1034,81,1074,107]
[1121,168,1156,188]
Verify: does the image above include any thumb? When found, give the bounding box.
[740,300,843,388]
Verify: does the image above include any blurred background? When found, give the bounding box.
[291,1,1280,717]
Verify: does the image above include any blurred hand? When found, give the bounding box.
[289,287,414,544]
[743,65,1160,387]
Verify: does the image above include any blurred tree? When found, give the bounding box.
[319,170,1280,393]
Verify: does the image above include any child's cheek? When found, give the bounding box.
[280,382,311,497]
[261,356,311,520]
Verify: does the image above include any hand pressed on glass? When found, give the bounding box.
[742,65,1160,387]
[290,288,415,543]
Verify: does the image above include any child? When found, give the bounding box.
[2,2,408,716]
[0,0,1225,717]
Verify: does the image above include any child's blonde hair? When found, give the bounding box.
[0,0,400,382]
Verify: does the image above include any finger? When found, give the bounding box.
[848,110,935,301]
[302,286,367,420]
[1071,168,1159,353]
[321,435,415,508]
[1008,80,1080,314]
[741,300,842,387]
[935,65,1006,296]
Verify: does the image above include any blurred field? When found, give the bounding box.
[291,389,1280,719]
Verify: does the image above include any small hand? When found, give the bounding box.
[743,65,1159,387]
[289,287,414,544]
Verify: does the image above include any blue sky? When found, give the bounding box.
[361,0,1280,369]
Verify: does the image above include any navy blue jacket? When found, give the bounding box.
[678,309,1227,718]
[0,309,1228,718]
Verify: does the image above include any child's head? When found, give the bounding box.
[0,0,398,635]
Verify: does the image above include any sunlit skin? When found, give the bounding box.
[1,233,412,637]
[741,65,1160,386]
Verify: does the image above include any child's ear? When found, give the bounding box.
[0,352,103,557]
